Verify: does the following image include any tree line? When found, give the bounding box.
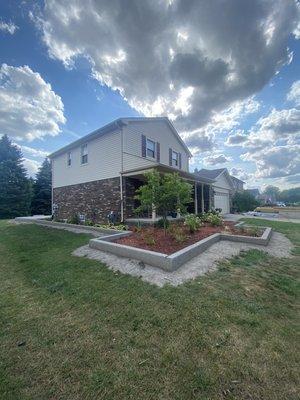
[0,135,52,219]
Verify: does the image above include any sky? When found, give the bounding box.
[0,0,299,190]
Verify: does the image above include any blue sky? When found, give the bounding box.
[0,0,299,190]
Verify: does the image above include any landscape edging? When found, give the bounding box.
[15,217,131,236]
[89,227,272,271]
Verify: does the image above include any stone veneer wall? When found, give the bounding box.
[123,177,141,219]
[53,177,122,224]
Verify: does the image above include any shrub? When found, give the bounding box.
[184,214,202,233]
[242,226,262,237]
[168,224,188,243]
[206,213,223,226]
[96,223,127,231]
[154,218,170,229]
[68,214,81,225]
[143,234,156,246]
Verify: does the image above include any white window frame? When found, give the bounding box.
[146,138,156,159]
[172,150,179,167]
[67,151,72,167]
[81,144,88,165]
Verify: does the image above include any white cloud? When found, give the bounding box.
[0,64,66,141]
[203,153,232,166]
[32,0,298,135]
[241,145,300,179]
[0,21,18,35]
[287,80,300,105]
[230,167,251,182]
[17,144,49,159]
[225,130,248,146]
[254,108,300,143]
[22,158,41,177]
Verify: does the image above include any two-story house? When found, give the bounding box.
[49,117,216,223]
[231,176,245,192]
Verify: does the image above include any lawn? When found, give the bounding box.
[0,219,299,400]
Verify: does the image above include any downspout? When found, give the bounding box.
[51,158,54,218]
[194,181,198,214]
[120,124,124,222]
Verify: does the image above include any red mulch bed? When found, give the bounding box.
[116,222,261,255]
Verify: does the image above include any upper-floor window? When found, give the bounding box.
[172,150,179,167]
[81,144,88,164]
[146,138,156,158]
[67,151,72,166]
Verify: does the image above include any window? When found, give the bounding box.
[81,144,88,164]
[146,138,156,158]
[67,151,72,166]
[172,150,179,167]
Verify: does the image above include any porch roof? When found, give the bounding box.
[121,164,215,184]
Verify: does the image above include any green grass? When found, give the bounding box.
[0,219,299,399]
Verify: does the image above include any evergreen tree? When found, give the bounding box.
[0,135,31,218]
[31,158,52,215]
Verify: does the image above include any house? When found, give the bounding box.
[194,168,235,214]
[230,175,245,192]
[49,117,215,223]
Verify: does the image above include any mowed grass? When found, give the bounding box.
[0,219,299,400]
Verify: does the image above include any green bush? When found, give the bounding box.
[96,223,127,231]
[68,214,81,225]
[206,213,223,226]
[143,234,156,246]
[184,214,202,233]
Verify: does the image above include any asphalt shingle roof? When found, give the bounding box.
[195,168,227,179]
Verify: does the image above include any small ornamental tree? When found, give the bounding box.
[232,190,259,212]
[0,135,31,218]
[31,158,52,215]
[135,171,192,233]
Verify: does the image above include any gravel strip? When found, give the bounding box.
[72,232,293,287]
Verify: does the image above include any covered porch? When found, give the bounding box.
[121,164,215,223]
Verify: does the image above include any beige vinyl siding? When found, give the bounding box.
[122,120,189,172]
[52,130,121,188]
[212,173,232,191]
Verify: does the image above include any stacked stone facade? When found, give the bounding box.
[53,177,122,224]
[123,177,141,218]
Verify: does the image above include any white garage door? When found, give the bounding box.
[214,192,230,214]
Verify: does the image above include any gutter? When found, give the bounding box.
[48,119,126,159]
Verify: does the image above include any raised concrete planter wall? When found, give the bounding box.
[15,217,131,236]
[89,226,272,272]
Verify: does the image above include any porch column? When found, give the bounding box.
[201,184,204,213]
[194,182,198,214]
[209,185,212,210]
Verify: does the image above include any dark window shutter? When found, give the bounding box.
[156,142,160,162]
[141,134,146,157]
[169,148,172,166]
[179,153,182,169]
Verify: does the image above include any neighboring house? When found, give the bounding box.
[195,168,235,214]
[49,117,215,223]
[230,175,245,192]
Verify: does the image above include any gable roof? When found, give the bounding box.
[195,168,227,179]
[230,175,245,184]
[195,168,235,189]
[49,117,192,159]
